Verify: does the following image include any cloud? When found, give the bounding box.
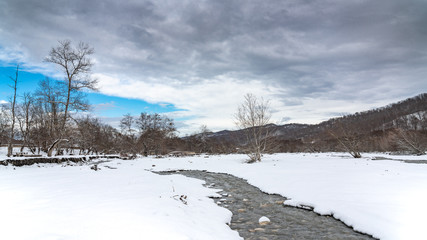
[1,0,427,134]
[93,101,116,112]
[0,100,8,105]
[279,117,292,124]
[94,73,280,133]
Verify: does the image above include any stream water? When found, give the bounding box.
[158,170,376,240]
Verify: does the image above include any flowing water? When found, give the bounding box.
[158,170,376,240]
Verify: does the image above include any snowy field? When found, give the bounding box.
[1,152,427,240]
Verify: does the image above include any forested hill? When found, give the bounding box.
[320,93,427,131]
[206,93,427,142]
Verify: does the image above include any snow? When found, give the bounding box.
[141,153,427,240]
[0,158,241,240]
[258,216,270,224]
[1,151,427,240]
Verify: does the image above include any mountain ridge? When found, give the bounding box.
[203,93,427,142]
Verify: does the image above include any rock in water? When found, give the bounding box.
[259,216,270,225]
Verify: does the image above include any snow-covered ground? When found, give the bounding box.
[139,153,427,240]
[1,151,427,240]
[0,158,240,240]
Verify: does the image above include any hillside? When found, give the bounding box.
[193,93,427,153]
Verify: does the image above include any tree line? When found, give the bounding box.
[193,93,427,159]
[0,40,239,158]
[0,40,184,157]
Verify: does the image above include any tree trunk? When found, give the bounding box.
[47,139,69,157]
[7,65,19,157]
[62,78,72,134]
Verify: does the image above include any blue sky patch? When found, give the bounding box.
[0,65,182,118]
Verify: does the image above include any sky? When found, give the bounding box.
[0,0,427,135]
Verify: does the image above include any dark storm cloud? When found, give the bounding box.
[1,0,427,105]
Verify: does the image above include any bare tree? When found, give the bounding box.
[35,78,65,140]
[196,124,211,153]
[393,128,426,155]
[73,115,106,155]
[16,93,35,153]
[119,113,137,155]
[392,113,427,155]
[7,65,19,157]
[0,104,10,146]
[135,112,176,155]
[328,120,362,158]
[235,93,272,163]
[44,40,97,134]
[120,113,135,136]
[33,78,67,156]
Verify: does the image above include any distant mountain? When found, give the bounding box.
[204,93,427,143]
